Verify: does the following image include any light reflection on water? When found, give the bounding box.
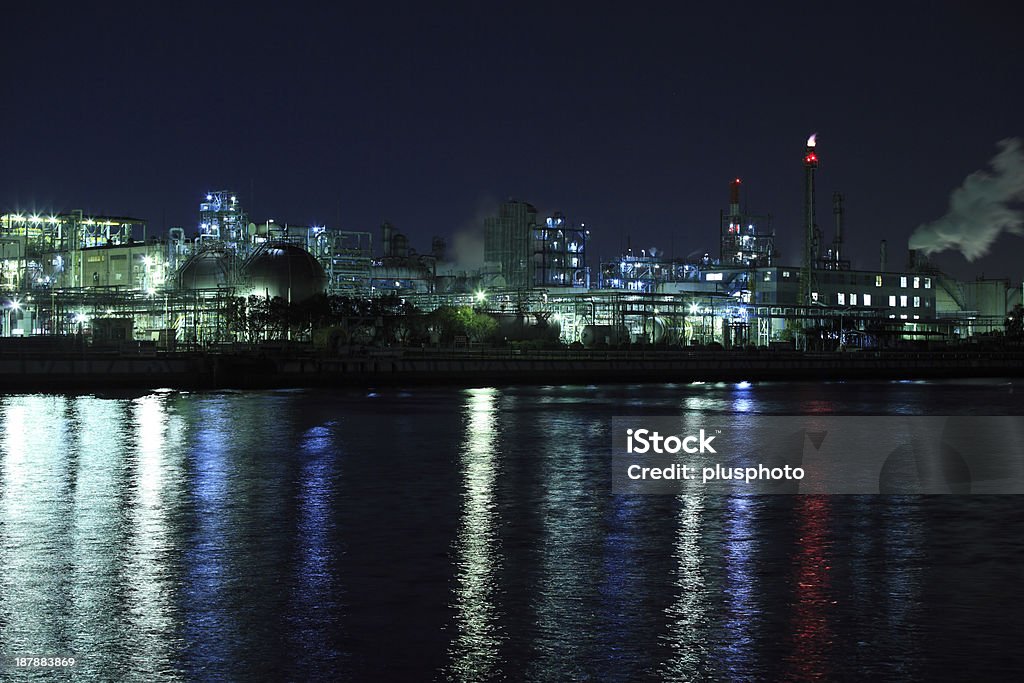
[720,495,759,679]
[881,498,924,678]
[1,398,74,671]
[69,398,133,677]
[527,409,605,680]
[661,486,711,679]
[124,395,184,676]
[448,388,503,681]
[0,381,1020,679]
[182,399,237,676]
[784,496,834,680]
[288,420,343,677]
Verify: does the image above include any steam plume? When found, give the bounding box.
[450,230,484,269]
[443,195,496,272]
[909,138,1024,261]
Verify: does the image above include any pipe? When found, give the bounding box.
[832,192,843,263]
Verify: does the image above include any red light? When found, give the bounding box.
[734,178,741,184]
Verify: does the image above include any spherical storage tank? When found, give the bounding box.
[240,243,327,302]
[178,249,237,290]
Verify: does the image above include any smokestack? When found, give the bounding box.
[382,221,393,258]
[880,239,888,272]
[832,192,843,263]
[432,236,446,261]
[800,134,819,304]
[729,178,741,216]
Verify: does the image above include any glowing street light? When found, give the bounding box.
[474,290,487,303]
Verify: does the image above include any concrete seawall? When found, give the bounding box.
[0,354,210,390]
[0,349,1021,391]
[267,350,1024,387]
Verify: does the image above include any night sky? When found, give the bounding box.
[2,2,1021,280]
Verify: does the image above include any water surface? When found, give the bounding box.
[1,380,1023,680]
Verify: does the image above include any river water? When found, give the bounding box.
[1,380,1023,680]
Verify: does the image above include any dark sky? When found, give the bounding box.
[2,2,1022,279]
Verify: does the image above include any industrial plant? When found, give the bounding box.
[1,136,1018,351]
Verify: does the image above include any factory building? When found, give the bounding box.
[372,221,443,295]
[582,134,1018,348]
[484,200,536,289]
[1,134,1018,347]
[720,178,774,267]
[0,211,158,290]
[533,212,589,288]
[483,200,590,290]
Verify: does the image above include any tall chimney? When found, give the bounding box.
[880,239,888,273]
[800,134,819,304]
[832,192,843,264]
[729,178,741,217]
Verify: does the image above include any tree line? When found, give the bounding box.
[224,294,499,346]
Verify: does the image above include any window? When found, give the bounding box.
[837,293,846,305]
[863,294,872,306]
[706,273,723,281]
[783,271,791,278]
[900,314,908,320]
[913,315,920,320]
[763,271,772,281]
[875,275,883,287]
[900,295,908,307]
[811,292,819,303]
[913,276,920,289]
[889,295,896,307]
[850,293,857,305]
[900,276,908,287]
[913,296,920,308]
[924,277,932,289]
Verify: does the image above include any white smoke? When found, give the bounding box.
[909,138,1024,261]
[450,230,485,269]
[443,195,500,271]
